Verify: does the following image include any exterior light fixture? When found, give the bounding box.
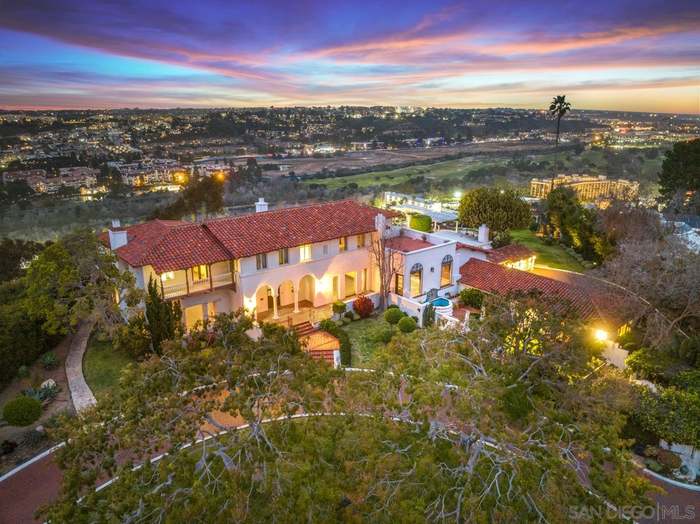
[594,329,609,342]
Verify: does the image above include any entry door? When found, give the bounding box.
[267,288,274,310]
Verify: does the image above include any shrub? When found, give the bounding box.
[386,304,399,309]
[459,288,484,309]
[384,308,405,325]
[332,300,347,317]
[0,291,60,389]
[397,316,417,333]
[352,295,374,318]
[40,351,59,370]
[3,396,42,426]
[343,311,354,320]
[409,213,432,232]
[1,440,17,456]
[113,315,152,359]
[318,319,351,366]
[656,449,683,470]
[17,365,29,379]
[22,383,58,403]
[491,231,512,248]
[369,324,394,344]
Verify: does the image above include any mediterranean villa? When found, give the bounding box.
[102,198,623,360]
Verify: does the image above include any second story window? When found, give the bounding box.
[160,271,175,282]
[356,233,366,248]
[256,253,267,270]
[339,236,347,252]
[192,264,208,282]
[300,244,312,262]
[278,248,289,265]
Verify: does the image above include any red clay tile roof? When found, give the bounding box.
[459,258,595,318]
[385,236,434,252]
[104,200,398,273]
[204,200,398,259]
[486,243,536,264]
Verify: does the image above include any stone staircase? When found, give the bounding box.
[293,321,316,338]
[293,321,338,365]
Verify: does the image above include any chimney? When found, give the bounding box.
[111,218,121,228]
[478,224,489,243]
[108,222,128,250]
[255,197,268,213]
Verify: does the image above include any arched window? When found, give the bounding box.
[410,263,423,298]
[440,255,453,287]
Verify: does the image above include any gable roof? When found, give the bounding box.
[103,200,398,273]
[486,243,535,265]
[459,258,595,319]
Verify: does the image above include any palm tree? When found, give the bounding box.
[548,95,571,148]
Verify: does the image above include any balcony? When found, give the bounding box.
[162,271,234,300]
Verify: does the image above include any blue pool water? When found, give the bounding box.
[431,298,450,307]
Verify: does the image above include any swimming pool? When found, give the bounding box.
[431,297,450,307]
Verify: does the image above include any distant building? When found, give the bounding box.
[530,174,639,201]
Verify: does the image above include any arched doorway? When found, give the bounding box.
[277,280,294,309]
[255,284,275,320]
[298,275,315,308]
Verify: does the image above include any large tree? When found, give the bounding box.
[145,277,182,353]
[657,138,700,212]
[44,300,652,522]
[24,229,139,335]
[0,237,46,282]
[457,187,530,234]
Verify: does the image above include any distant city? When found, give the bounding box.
[1,106,697,205]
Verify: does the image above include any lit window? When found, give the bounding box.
[256,253,267,270]
[339,237,347,252]
[356,234,366,248]
[278,248,289,265]
[192,264,209,281]
[300,244,312,262]
[160,271,175,282]
[410,263,422,297]
[395,273,404,296]
[440,255,453,287]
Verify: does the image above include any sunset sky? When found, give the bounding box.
[1,0,699,113]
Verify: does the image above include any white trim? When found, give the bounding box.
[0,442,65,483]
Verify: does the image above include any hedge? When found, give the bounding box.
[319,319,352,366]
[409,214,432,232]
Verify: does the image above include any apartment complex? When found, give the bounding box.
[530,174,639,201]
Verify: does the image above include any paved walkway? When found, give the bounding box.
[64,322,96,412]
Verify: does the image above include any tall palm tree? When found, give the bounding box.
[548,94,571,148]
[547,95,572,195]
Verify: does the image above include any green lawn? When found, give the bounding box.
[83,334,136,400]
[510,229,584,272]
[342,317,392,367]
[302,157,513,190]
